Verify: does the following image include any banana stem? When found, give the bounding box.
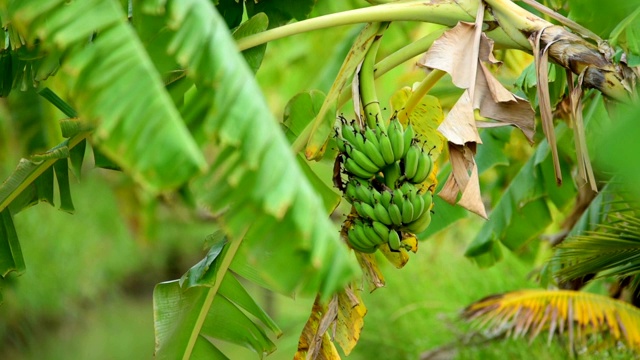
[336,28,444,109]
[236,1,474,51]
[402,69,445,119]
[359,24,387,130]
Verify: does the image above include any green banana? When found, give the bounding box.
[403,145,420,180]
[341,123,358,146]
[401,196,414,224]
[362,222,384,247]
[363,127,380,148]
[373,202,393,226]
[346,144,380,174]
[372,221,391,242]
[361,138,387,168]
[411,193,425,222]
[404,208,431,234]
[353,181,373,204]
[402,124,415,158]
[345,181,358,202]
[378,131,395,165]
[388,229,402,251]
[422,191,433,212]
[347,228,376,253]
[392,188,404,208]
[354,132,367,151]
[383,162,402,188]
[388,203,403,226]
[344,158,375,179]
[357,202,378,222]
[409,149,433,184]
[354,221,376,248]
[380,189,392,209]
[388,118,405,162]
[335,136,347,153]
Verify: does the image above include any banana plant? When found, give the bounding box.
[0,0,638,359]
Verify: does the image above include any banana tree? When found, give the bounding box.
[0,0,638,359]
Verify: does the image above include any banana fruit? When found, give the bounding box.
[336,114,436,254]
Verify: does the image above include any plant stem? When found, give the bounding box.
[359,24,387,130]
[236,1,474,51]
[403,69,446,118]
[182,230,246,360]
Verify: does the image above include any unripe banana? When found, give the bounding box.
[388,229,402,251]
[363,127,380,148]
[392,188,404,208]
[354,132,367,151]
[372,221,391,242]
[388,203,403,226]
[344,158,375,179]
[336,136,347,153]
[403,207,431,234]
[411,193,425,222]
[354,221,377,248]
[346,144,380,174]
[383,162,402,188]
[380,189,392,209]
[422,190,433,212]
[402,124,415,158]
[353,181,374,204]
[341,123,358,145]
[378,131,395,165]
[345,181,358,203]
[362,223,384,247]
[373,202,393,226]
[409,149,432,184]
[388,118,405,162]
[361,138,387,168]
[401,196,414,224]
[356,202,378,222]
[403,145,420,180]
[347,228,376,253]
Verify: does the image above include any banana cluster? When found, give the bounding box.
[336,117,434,253]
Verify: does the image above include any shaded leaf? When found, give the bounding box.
[53,159,74,213]
[0,208,24,278]
[232,12,269,73]
[245,0,316,28]
[215,0,244,29]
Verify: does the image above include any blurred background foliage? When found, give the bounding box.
[0,0,639,359]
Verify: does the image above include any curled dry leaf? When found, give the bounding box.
[334,286,367,355]
[295,297,340,360]
[355,252,386,292]
[439,143,487,219]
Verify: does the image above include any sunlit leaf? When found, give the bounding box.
[464,289,640,353]
[334,286,367,355]
[232,12,269,73]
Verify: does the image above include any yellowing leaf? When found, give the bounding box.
[401,233,418,253]
[334,286,367,355]
[355,252,385,292]
[378,243,410,269]
[389,87,446,162]
[295,297,341,360]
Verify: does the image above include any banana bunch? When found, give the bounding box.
[336,116,435,253]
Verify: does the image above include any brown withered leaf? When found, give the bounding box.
[439,143,487,218]
[567,71,597,191]
[333,286,367,355]
[419,22,479,90]
[531,28,562,184]
[437,90,481,145]
[474,62,535,142]
[295,297,340,360]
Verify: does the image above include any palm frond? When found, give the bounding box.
[553,213,640,286]
[463,289,640,353]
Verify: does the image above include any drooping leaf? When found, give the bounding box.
[464,289,640,353]
[136,0,358,297]
[4,0,208,193]
[295,297,340,360]
[0,208,25,278]
[53,159,74,213]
